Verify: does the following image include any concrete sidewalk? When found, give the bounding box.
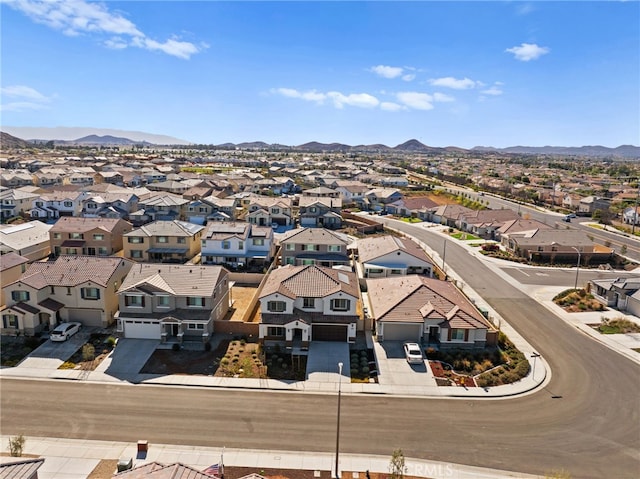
[0,436,543,479]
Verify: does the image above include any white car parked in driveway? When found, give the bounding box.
[50,322,81,342]
[403,342,424,364]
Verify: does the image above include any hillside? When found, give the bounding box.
[0,131,31,150]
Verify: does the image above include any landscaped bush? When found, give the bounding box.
[171,343,181,352]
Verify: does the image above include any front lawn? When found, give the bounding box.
[59,334,117,370]
[0,335,46,367]
[449,232,481,241]
[400,217,422,223]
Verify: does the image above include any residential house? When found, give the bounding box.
[622,206,640,226]
[365,188,402,211]
[367,275,496,348]
[201,222,274,269]
[386,196,439,219]
[302,186,340,198]
[29,191,87,220]
[502,229,614,266]
[0,458,45,479]
[332,181,370,208]
[81,192,139,219]
[590,277,640,314]
[298,196,343,229]
[578,196,611,216]
[251,177,296,195]
[1,256,133,335]
[0,221,53,261]
[355,235,433,285]
[246,197,293,227]
[279,227,351,267]
[115,264,229,342]
[96,171,124,185]
[147,179,190,194]
[1,170,34,188]
[258,264,361,346]
[110,461,219,479]
[1,252,29,307]
[186,196,237,225]
[132,193,190,225]
[495,218,552,242]
[123,220,204,263]
[50,217,132,257]
[0,188,41,221]
[562,193,583,212]
[458,209,521,239]
[425,204,474,227]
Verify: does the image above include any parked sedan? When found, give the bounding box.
[403,342,424,364]
[50,322,81,342]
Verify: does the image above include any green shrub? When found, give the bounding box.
[171,343,180,352]
[106,336,117,347]
[221,357,229,366]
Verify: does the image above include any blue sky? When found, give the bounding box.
[1,1,639,148]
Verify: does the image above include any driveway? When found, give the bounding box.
[373,341,437,387]
[15,328,92,370]
[95,338,159,378]
[305,341,350,383]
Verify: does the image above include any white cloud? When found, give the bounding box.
[327,92,379,109]
[370,65,404,79]
[481,86,503,96]
[380,102,405,111]
[506,43,550,61]
[428,77,477,90]
[272,88,327,103]
[396,92,434,110]
[0,84,51,112]
[6,0,205,59]
[433,92,455,103]
[516,3,535,16]
[402,74,416,82]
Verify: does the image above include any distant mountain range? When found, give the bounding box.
[1,127,638,158]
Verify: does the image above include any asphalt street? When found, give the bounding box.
[1,221,639,478]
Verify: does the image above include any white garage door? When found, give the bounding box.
[124,320,161,340]
[68,309,102,327]
[380,322,422,342]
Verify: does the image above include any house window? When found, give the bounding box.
[267,301,286,312]
[98,247,108,255]
[238,241,244,249]
[285,257,295,265]
[267,326,285,337]
[285,243,295,251]
[331,298,350,311]
[50,286,55,294]
[177,237,186,244]
[302,259,314,265]
[3,314,18,328]
[303,297,315,309]
[66,248,78,255]
[93,234,104,240]
[69,233,83,240]
[53,232,62,239]
[451,328,465,341]
[390,269,403,275]
[310,207,317,213]
[35,201,43,207]
[537,246,544,252]
[302,244,319,251]
[131,250,143,259]
[222,241,230,249]
[252,238,264,246]
[81,287,100,300]
[67,287,72,295]
[328,245,341,252]
[368,268,384,274]
[88,203,97,209]
[125,295,145,307]
[199,207,207,213]
[272,208,280,214]
[188,323,205,330]
[11,291,30,302]
[157,236,168,243]
[63,201,73,207]
[32,211,39,217]
[187,297,205,307]
[157,296,170,308]
[128,237,144,244]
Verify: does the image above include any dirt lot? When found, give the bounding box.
[140,341,230,375]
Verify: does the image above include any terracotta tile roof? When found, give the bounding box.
[0,251,29,271]
[260,264,359,300]
[203,222,250,240]
[119,264,228,297]
[115,461,219,478]
[356,235,431,264]
[366,275,490,329]
[14,256,131,289]
[125,220,204,237]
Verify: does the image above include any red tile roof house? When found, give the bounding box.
[367,275,497,348]
[115,264,230,344]
[258,264,361,348]
[1,256,133,336]
[49,216,132,257]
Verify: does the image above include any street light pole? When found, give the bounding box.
[531,352,541,380]
[571,246,581,290]
[335,361,343,479]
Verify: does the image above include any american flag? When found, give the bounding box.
[203,463,221,476]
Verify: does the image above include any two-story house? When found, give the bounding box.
[0,252,29,307]
[0,221,53,261]
[0,188,41,221]
[115,264,230,343]
[123,220,204,263]
[246,197,293,227]
[81,192,139,219]
[279,227,351,267]
[258,264,361,347]
[131,193,190,225]
[354,235,433,285]
[200,222,275,269]
[50,217,132,257]
[30,191,88,220]
[1,256,133,335]
[298,197,343,229]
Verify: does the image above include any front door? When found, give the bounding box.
[428,326,439,343]
[171,324,180,336]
